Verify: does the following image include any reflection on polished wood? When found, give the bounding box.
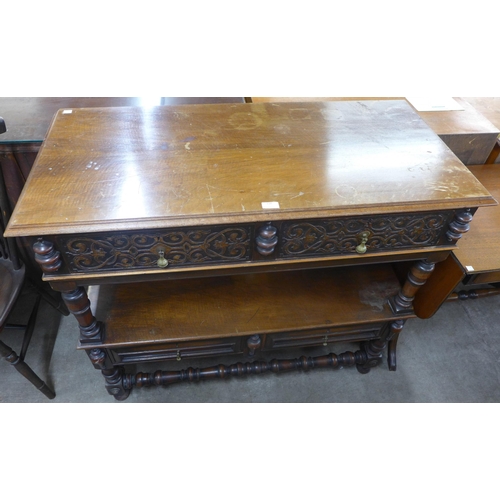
[250,97,500,165]
[453,165,500,277]
[89,265,411,348]
[0,97,245,144]
[5,100,497,399]
[462,97,500,131]
[7,100,494,237]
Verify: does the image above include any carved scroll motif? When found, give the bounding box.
[279,213,451,258]
[59,226,253,272]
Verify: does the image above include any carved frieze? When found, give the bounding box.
[279,213,452,258]
[58,226,253,272]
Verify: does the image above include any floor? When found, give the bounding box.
[1,283,499,403]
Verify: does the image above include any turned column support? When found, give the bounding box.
[33,238,62,273]
[256,223,278,256]
[389,259,436,314]
[61,287,104,344]
[446,209,473,244]
[32,238,104,345]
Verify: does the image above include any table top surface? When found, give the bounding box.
[252,97,500,136]
[453,164,500,273]
[0,97,245,144]
[6,100,496,237]
[461,97,500,132]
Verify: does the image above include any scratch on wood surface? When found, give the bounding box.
[290,191,304,199]
[246,308,260,323]
[206,184,215,213]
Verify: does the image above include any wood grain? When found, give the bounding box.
[0,97,245,143]
[452,164,500,274]
[6,100,495,237]
[251,97,500,165]
[88,264,414,347]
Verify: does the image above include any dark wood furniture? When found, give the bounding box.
[0,97,246,301]
[5,100,495,400]
[0,148,63,399]
[444,165,500,299]
[462,98,500,164]
[251,97,500,165]
[0,97,245,210]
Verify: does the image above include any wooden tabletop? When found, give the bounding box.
[251,97,500,164]
[461,98,500,131]
[453,164,500,274]
[0,97,245,144]
[250,97,498,135]
[6,100,495,237]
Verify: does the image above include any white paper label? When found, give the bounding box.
[405,97,464,112]
[261,201,280,209]
[62,109,73,114]
[465,266,475,272]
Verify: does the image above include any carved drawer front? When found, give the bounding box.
[112,337,244,365]
[263,325,384,351]
[57,224,253,273]
[278,212,453,259]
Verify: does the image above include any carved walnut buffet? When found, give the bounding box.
[5,101,495,400]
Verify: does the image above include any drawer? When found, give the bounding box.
[53,210,456,275]
[56,224,254,273]
[110,337,244,365]
[278,211,454,259]
[263,325,384,351]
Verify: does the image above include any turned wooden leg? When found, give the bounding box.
[356,320,406,374]
[389,259,436,314]
[387,320,405,372]
[356,334,387,374]
[88,348,130,401]
[0,339,55,399]
[60,286,104,345]
[33,239,123,399]
[33,239,103,344]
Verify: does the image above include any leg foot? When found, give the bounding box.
[0,340,55,399]
[387,320,405,372]
[88,348,130,400]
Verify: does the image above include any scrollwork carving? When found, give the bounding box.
[58,225,253,272]
[279,212,451,258]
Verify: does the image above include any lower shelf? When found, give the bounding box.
[84,263,414,364]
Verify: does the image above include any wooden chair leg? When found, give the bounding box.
[0,339,55,399]
[27,277,69,316]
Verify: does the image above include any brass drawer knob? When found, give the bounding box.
[355,231,370,254]
[157,249,169,268]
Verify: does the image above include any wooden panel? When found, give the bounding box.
[462,97,500,130]
[469,270,500,285]
[417,98,499,165]
[0,97,245,144]
[251,97,500,165]
[109,337,244,364]
[278,211,453,259]
[56,224,254,273]
[263,324,382,350]
[413,253,465,319]
[453,165,500,274]
[6,101,495,238]
[88,264,414,348]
